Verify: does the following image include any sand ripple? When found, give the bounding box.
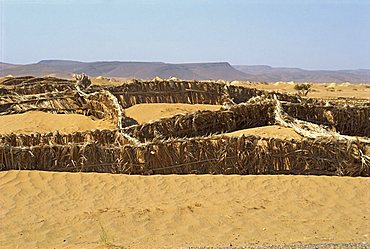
[0,171,369,248]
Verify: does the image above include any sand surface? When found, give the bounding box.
[232,82,370,99]
[0,111,115,134]
[1,80,369,248]
[0,170,368,248]
[124,103,222,124]
[223,125,302,140]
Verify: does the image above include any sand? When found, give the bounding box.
[124,103,222,124]
[0,111,115,134]
[0,170,368,248]
[1,83,369,248]
[232,82,370,99]
[223,125,302,140]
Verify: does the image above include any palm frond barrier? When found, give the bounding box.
[0,76,369,176]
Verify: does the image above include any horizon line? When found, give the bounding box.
[1,59,369,71]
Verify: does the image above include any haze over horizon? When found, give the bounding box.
[2,59,370,72]
[1,0,369,70]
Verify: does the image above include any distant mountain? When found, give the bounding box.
[0,60,369,83]
[0,60,250,81]
[234,65,370,83]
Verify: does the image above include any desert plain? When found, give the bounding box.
[0,77,369,249]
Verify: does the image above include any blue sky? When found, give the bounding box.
[1,0,369,69]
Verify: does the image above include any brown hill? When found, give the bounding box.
[234,65,370,83]
[0,60,250,81]
[1,60,369,83]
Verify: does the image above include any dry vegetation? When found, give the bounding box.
[1,76,368,176]
[0,76,369,248]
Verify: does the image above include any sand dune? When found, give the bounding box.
[124,103,222,124]
[223,125,302,140]
[0,170,368,248]
[0,111,115,134]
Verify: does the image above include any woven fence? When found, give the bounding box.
[1,100,368,147]
[283,103,370,137]
[1,76,369,177]
[1,76,76,95]
[0,129,124,147]
[1,135,368,176]
[0,91,83,115]
[0,90,122,128]
[123,101,275,142]
[102,80,301,108]
[121,100,369,141]
[108,80,227,107]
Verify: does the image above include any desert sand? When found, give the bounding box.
[0,111,115,134]
[232,81,370,99]
[1,83,369,248]
[92,76,132,85]
[0,170,368,248]
[224,125,302,140]
[124,103,222,124]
